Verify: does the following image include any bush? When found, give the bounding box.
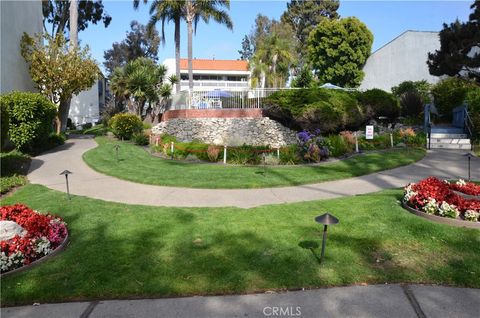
[392,80,431,117]
[280,145,301,164]
[357,89,400,119]
[207,145,220,162]
[0,92,57,152]
[108,113,143,140]
[264,88,365,133]
[1,101,8,150]
[227,145,269,165]
[133,133,149,146]
[83,124,108,136]
[431,78,476,120]
[82,123,93,130]
[326,134,352,157]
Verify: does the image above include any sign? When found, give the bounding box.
[366,125,374,140]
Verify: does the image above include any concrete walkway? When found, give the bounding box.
[27,136,479,208]
[2,284,479,318]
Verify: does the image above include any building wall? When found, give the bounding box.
[69,81,101,126]
[359,31,441,92]
[0,0,43,93]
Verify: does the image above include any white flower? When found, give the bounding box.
[423,198,438,215]
[456,179,467,186]
[438,201,459,218]
[0,251,24,272]
[464,210,480,222]
[404,183,417,202]
[443,179,450,184]
[34,237,52,255]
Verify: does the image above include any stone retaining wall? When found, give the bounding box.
[152,117,298,147]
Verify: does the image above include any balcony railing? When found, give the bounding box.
[179,80,249,89]
[168,88,294,110]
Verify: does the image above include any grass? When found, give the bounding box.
[0,150,30,194]
[83,137,426,189]
[1,184,479,306]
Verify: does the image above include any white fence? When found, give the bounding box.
[169,88,294,110]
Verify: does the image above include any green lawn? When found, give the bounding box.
[83,137,426,188]
[2,184,479,306]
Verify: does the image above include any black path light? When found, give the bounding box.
[59,170,72,200]
[114,144,120,162]
[315,212,339,264]
[464,152,473,181]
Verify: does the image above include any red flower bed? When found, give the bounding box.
[404,177,480,222]
[449,181,480,196]
[1,204,68,273]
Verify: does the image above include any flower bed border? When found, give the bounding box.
[0,233,69,278]
[452,190,480,200]
[401,202,480,229]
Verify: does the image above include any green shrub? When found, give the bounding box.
[466,86,480,113]
[431,78,476,119]
[133,133,149,146]
[280,145,301,164]
[0,175,27,194]
[0,101,8,150]
[357,89,400,119]
[265,88,365,133]
[326,134,352,157]
[227,145,268,165]
[108,113,143,140]
[0,92,57,152]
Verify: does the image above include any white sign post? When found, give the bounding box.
[366,125,374,140]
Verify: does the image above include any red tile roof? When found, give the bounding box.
[179,59,248,71]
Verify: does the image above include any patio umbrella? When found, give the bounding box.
[204,90,233,98]
[320,83,343,90]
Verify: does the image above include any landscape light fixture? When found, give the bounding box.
[464,152,473,181]
[59,170,73,200]
[315,212,339,264]
[114,144,120,162]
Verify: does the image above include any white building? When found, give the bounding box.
[163,58,251,91]
[69,78,106,127]
[0,0,43,93]
[359,31,442,92]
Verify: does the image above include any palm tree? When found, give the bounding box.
[184,0,233,90]
[135,0,185,94]
[111,58,177,119]
[69,0,78,50]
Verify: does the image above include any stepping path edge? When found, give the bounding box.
[27,136,480,208]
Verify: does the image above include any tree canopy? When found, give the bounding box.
[307,17,373,88]
[42,0,111,37]
[248,15,296,88]
[238,35,253,60]
[427,1,480,83]
[20,33,99,133]
[281,0,339,64]
[103,21,161,76]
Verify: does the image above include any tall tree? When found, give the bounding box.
[69,0,78,49]
[427,1,480,83]
[110,58,177,119]
[103,21,161,76]
[42,0,112,38]
[184,0,233,90]
[281,0,340,65]
[307,17,373,88]
[21,33,99,133]
[248,16,296,88]
[238,35,253,60]
[139,0,185,93]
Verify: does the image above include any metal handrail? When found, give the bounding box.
[464,108,474,138]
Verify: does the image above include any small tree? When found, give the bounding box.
[21,33,99,134]
[307,17,373,88]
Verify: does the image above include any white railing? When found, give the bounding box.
[179,80,249,89]
[169,88,293,110]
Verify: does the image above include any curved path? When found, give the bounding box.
[28,136,479,208]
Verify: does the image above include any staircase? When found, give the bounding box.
[429,126,471,150]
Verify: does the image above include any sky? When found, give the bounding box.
[76,1,474,73]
